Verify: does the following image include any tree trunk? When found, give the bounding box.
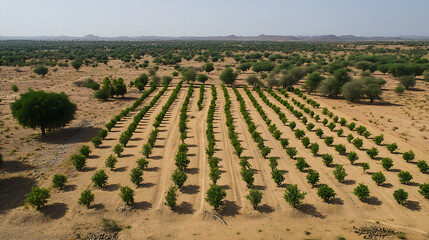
[41,127,46,136]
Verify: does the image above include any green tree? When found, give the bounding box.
[318,78,341,97]
[402,150,415,162]
[283,184,306,208]
[419,183,429,199]
[197,74,208,83]
[306,169,320,187]
[303,72,325,93]
[25,187,50,209]
[172,169,187,188]
[92,170,108,188]
[333,164,347,182]
[220,67,238,85]
[130,167,143,187]
[341,80,363,102]
[381,157,393,171]
[202,62,214,73]
[417,160,428,173]
[205,184,226,211]
[119,186,134,205]
[393,189,408,205]
[317,184,336,202]
[271,168,285,186]
[246,189,263,210]
[79,145,91,157]
[52,174,67,190]
[78,189,94,208]
[105,154,118,170]
[33,66,49,77]
[353,183,370,201]
[398,76,416,90]
[11,90,77,136]
[364,83,382,103]
[165,185,177,210]
[398,171,413,184]
[182,68,197,83]
[371,171,386,186]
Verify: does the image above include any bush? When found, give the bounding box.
[52,174,67,189]
[286,147,298,158]
[72,154,86,171]
[399,76,416,90]
[11,84,18,92]
[335,144,346,155]
[366,147,379,159]
[241,168,255,188]
[347,134,354,143]
[246,189,263,210]
[398,171,413,184]
[295,158,309,172]
[309,143,319,156]
[271,168,285,186]
[92,136,102,148]
[353,138,363,149]
[210,166,221,184]
[361,162,370,173]
[393,189,408,205]
[386,143,398,153]
[317,185,336,202]
[394,84,405,94]
[354,183,370,201]
[324,136,334,146]
[306,169,319,187]
[283,184,306,208]
[33,66,49,77]
[417,160,428,173]
[101,218,122,233]
[205,184,227,210]
[105,154,118,170]
[172,169,187,188]
[347,151,359,164]
[269,157,278,171]
[130,168,143,187]
[113,144,124,156]
[373,135,384,145]
[98,129,108,139]
[142,143,152,158]
[78,189,94,208]
[165,185,177,210]
[322,154,333,166]
[25,187,50,209]
[301,137,310,148]
[220,68,238,85]
[92,170,108,188]
[419,183,429,199]
[11,90,77,136]
[402,150,415,162]
[119,186,134,205]
[315,128,324,138]
[363,131,371,139]
[371,172,386,186]
[381,157,393,171]
[136,157,149,169]
[294,129,305,139]
[289,121,296,130]
[94,88,109,101]
[280,138,289,148]
[333,165,347,182]
[306,123,315,131]
[79,145,91,157]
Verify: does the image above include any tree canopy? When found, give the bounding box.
[220,67,238,85]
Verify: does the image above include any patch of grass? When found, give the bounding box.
[101,218,122,233]
[305,230,311,235]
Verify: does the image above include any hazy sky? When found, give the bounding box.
[1,0,428,37]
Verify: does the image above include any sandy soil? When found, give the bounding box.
[0,57,428,240]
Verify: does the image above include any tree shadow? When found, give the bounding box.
[114,166,128,172]
[257,204,275,213]
[151,156,163,160]
[91,203,105,210]
[120,154,134,158]
[220,200,240,217]
[405,200,421,211]
[253,185,267,191]
[181,184,200,195]
[64,184,77,192]
[363,196,382,206]
[145,167,159,172]
[82,167,97,172]
[40,126,102,144]
[2,160,33,173]
[381,183,393,188]
[186,168,199,175]
[104,184,120,192]
[407,182,420,187]
[390,168,401,173]
[140,182,155,188]
[343,179,356,185]
[297,203,325,219]
[176,201,194,215]
[329,198,344,205]
[40,203,68,219]
[219,185,230,190]
[0,177,36,213]
[134,201,152,210]
[98,145,111,150]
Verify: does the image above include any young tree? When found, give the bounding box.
[353,183,370,201]
[386,143,398,153]
[317,185,336,202]
[335,144,347,155]
[361,162,370,173]
[283,184,306,208]
[220,67,238,85]
[333,165,347,182]
[371,171,386,186]
[393,189,408,205]
[372,135,384,145]
[165,185,177,210]
[172,169,187,188]
[398,76,416,90]
[210,166,221,184]
[79,145,91,157]
[113,144,124,157]
[366,147,379,159]
[182,68,197,83]
[303,72,325,93]
[105,154,118,170]
[202,62,214,73]
[136,157,149,170]
[417,160,428,173]
[78,189,95,208]
[92,170,109,188]
[402,150,415,162]
[295,158,309,172]
[205,184,227,211]
[398,171,413,184]
[309,143,319,156]
[324,136,334,146]
[347,151,359,165]
[119,186,135,206]
[306,169,320,187]
[33,66,49,77]
[322,154,334,166]
[197,74,209,83]
[271,168,285,186]
[72,154,86,171]
[286,147,298,158]
[52,174,67,190]
[130,167,143,187]
[246,189,263,210]
[25,187,50,209]
[419,183,429,199]
[11,90,77,136]
[241,168,255,188]
[381,157,393,171]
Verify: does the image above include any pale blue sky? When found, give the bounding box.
[0,0,427,37]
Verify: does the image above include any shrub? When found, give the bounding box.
[72,154,86,171]
[119,186,134,205]
[165,185,177,210]
[337,128,344,137]
[317,185,336,202]
[271,168,285,186]
[289,121,296,130]
[353,183,370,201]
[347,134,354,143]
[101,218,122,232]
[246,189,263,210]
[363,131,371,139]
[339,118,347,126]
[283,184,306,208]
[239,157,251,169]
[335,144,346,155]
[205,184,226,210]
[348,122,356,130]
[94,88,109,101]
[11,84,19,92]
[33,66,49,77]
[324,136,334,146]
[322,118,328,126]
[92,136,102,148]
[79,145,91,157]
[394,84,405,94]
[322,154,333,167]
[373,135,384,145]
[327,122,336,131]
[301,137,310,148]
[315,128,324,138]
[78,189,94,208]
[105,154,118,170]
[306,169,320,187]
[399,76,416,89]
[142,144,152,158]
[418,183,429,199]
[25,187,50,209]
[280,138,289,148]
[136,158,149,170]
[366,147,379,159]
[286,147,298,158]
[113,144,124,157]
[393,189,408,205]
[333,165,347,182]
[371,171,386,186]
[309,143,319,156]
[52,174,67,190]
[361,162,370,173]
[398,171,413,184]
[381,157,393,171]
[353,138,363,149]
[347,151,359,164]
[98,129,108,139]
[172,169,187,188]
[386,143,398,153]
[295,158,309,172]
[402,150,415,162]
[210,166,221,184]
[130,168,143,187]
[306,123,315,131]
[417,160,428,173]
[294,129,305,139]
[92,170,108,188]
